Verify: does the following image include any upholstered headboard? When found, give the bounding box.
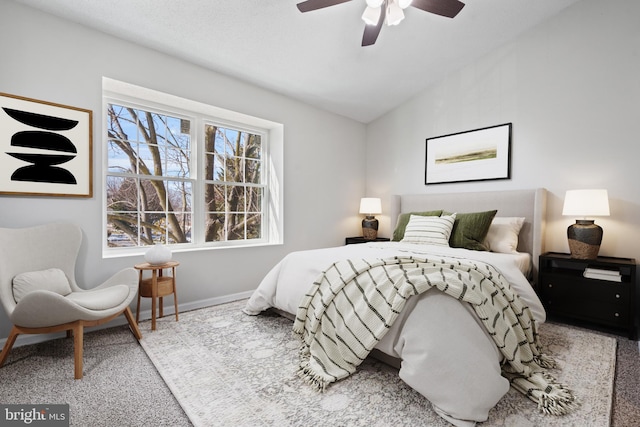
[390,188,547,281]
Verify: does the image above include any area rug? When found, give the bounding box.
[139,299,616,427]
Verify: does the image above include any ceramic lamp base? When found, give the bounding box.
[362,216,379,240]
[567,219,602,259]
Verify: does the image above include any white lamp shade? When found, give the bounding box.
[562,189,610,217]
[359,198,382,215]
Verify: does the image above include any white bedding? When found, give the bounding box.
[244,241,546,427]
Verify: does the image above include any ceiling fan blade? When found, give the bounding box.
[362,2,386,46]
[411,0,465,18]
[297,0,352,13]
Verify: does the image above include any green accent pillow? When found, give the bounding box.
[392,210,443,241]
[445,210,498,251]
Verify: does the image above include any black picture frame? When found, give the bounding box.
[425,123,512,185]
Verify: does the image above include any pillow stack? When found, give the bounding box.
[393,209,524,253]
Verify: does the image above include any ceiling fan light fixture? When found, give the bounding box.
[385,1,405,26]
[361,5,382,25]
[296,0,465,47]
[366,0,385,7]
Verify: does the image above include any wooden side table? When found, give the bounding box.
[134,261,180,331]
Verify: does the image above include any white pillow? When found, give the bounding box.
[484,217,525,253]
[12,268,72,303]
[401,214,456,246]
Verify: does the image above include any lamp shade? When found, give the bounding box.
[359,198,382,215]
[562,189,610,217]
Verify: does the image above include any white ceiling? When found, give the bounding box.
[12,0,581,123]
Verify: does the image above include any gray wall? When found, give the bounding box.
[0,1,366,341]
[366,0,640,263]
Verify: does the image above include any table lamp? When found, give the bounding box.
[359,197,382,240]
[562,189,610,259]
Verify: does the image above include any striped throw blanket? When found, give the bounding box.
[293,255,578,416]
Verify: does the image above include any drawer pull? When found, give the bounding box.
[548,284,552,288]
[616,294,620,299]
[614,313,619,317]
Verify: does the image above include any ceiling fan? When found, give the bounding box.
[296,0,465,46]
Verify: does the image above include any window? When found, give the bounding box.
[204,124,263,242]
[103,78,283,255]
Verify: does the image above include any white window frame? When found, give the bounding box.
[102,77,284,258]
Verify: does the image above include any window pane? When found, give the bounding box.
[227,213,245,240]
[107,212,138,247]
[167,180,192,213]
[106,175,137,212]
[141,211,167,245]
[204,124,216,150]
[150,112,168,146]
[245,159,260,184]
[203,153,225,181]
[138,178,162,211]
[165,146,190,178]
[138,143,159,175]
[247,213,262,239]
[170,213,191,243]
[205,213,225,242]
[107,104,138,143]
[247,187,262,212]
[214,126,226,155]
[246,134,261,159]
[227,157,245,183]
[214,154,225,181]
[108,140,133,173]
[204,183,224,212]
[226,185,246,213]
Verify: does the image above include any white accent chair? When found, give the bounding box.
[0,223,142,379]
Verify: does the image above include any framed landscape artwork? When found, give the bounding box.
[425,123,512,185]
[0,93,93,197]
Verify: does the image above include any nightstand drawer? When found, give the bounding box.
[540,275,630,328]
[541,275,629,302]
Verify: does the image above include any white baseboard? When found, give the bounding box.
[0,290,254,349]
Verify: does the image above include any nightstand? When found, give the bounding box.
[345,236,390,245]
[538,252,637,339]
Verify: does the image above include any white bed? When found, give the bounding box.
[244,188,548,426]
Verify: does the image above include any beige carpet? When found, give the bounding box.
[140,299,617,427]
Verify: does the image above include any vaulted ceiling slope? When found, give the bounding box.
[11,0,581,123]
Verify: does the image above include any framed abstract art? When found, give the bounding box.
[0,93,92,197]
